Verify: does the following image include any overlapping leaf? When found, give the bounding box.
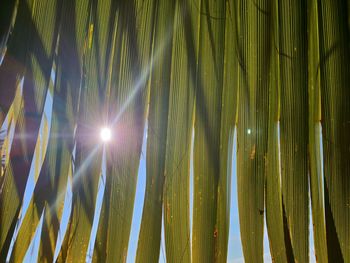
[318,0,350,261]
[162,1,196,261]
[62,0,118,261]
[136,0,176,261]
[9,0,91,261]
[0,0,349,262]
[93,0,154,261]
[0,0,60,258]
[192,0,226,261]
[235,0,271,262]
[278,0,309,261]
[307,0,328,261]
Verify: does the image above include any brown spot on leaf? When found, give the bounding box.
[250,144,256,160]
[214,228,218,238]
[166,203,171,224]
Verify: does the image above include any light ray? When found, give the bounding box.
[110,22,175,127]
[86,146,106,262]
[49,144,101,214]
[53,176,72,262]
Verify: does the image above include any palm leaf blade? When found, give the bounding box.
[192,0,226,261]
[236,0,270,261]
[318,0,350,260]
[136,0,175,261]
[307,0,328,261]
[278,0,309,261]
[0,0,60,255]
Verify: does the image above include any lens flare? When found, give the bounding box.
[100,127,111,142]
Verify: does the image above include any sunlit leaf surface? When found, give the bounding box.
[0,0,349,262]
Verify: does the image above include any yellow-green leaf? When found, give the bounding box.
[136,0,175,261]
[192,0,226,261]
[235,0,271,261]
[318,0,350,260]
[278,0,309,261]
[307,0,328,261]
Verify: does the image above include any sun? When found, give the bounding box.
[100,127,112,142]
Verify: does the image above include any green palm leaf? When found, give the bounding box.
[62,0,117,261]
[136,0,175,261]
[235,0,271,262]
[192,0,226,262]
[307,0,328,261]
[278,0,309,261]
[0,0,349,262]
[265,1,288,261]
[93,1,154,261]
[317,0,350,260]
[215,0,237,261]
[162,1,196,262]
[0,0,60,257]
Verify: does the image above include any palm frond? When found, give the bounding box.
[0,0,60,256]
[0,0,349,262]
[93,0,154,261]
[278,0,309,261]
[318,0,350,260]
[307,0,328,261]
[135,0,175,261]
[192,0,226,261]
